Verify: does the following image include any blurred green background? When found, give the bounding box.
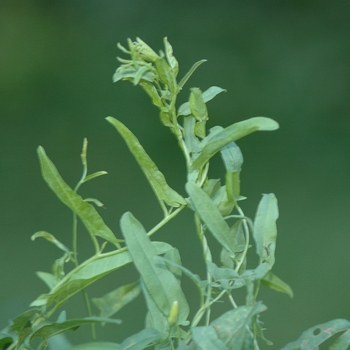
[1,1,350,348]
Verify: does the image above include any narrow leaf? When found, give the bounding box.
[83,171,108,183]
[190,117,279,173]
[106,117,186,207]
[163,37,179,77]
[120,328,165,350]
[92,282,141,318]
[281,319,350,350]
[155,56,177,93]
[253,193,279,267]
[37,147,121,246]
[31,231,71,255]
[186,182,238,255]
[189,88,208,122]
[120,212,189,324]
[178,59,207,89]
[30,316,121,343]
[66,342,121,350]
[261,272,293,298]
[192,326,229,350]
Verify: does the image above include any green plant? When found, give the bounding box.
[1,37,350,350]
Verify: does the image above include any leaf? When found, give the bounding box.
[66,342,121,350]
[92,281,141,318]
[210,302,267,350]
[329,329,350,350]
[83,171,108,183]
[163,37,179,77]
[220,142,243,173]
[186,182,238,255]
[106,117,186,207]
[183,116,202,154]
[178,59,207,89]
[192,326,229,350]
[37,147,121,247]
[139,81,164,109]
[30,316,121,344]
[155,56,177,93]
[178,86,225,116]
[120,212,189,325]
[261,272,293,298]
[190,117,279,173]
[253,193,279,267]
[281,319,350,350]
[120,328,165,350]
[189,88,208,122]
[30,242,172,310]
[31,231,71,255]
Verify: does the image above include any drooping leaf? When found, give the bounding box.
[83,171,108,183]
[192,326,229,350]
[119,328,165,350]
[106,117,186,208]
[139,81,164,109]
[190,117,279,174]
[120,212,189,325]
[253,193,279,267]
[92,281,141,318]
[178,86,226,116]
[30,242,172,310]
[281,319,350,350]
[261,272,293,298]
[31,231,71,255]
[186,182,238,255]
[37,147,121,247]
[178,59,207,89]
[30,316,121,344]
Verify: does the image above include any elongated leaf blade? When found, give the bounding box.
[37,147,120,246]
[106,117,186,207]
[253,193,279,267]
[186,182,238,255]
[120,328,165,350]
[281,319,350,350]
[31,316,121,343]
[178,59,207,89]
[190,117,279,173]
[261,272,293,298]
[192,326,229,350]
[30,242,172,309]
[120,212,189,324]
[66,342,121,350]
[92,281,141,318]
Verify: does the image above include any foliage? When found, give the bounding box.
[1,38,349,350]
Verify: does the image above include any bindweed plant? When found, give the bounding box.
[2,38,350,350]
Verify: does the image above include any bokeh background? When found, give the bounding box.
[1,1,350,348]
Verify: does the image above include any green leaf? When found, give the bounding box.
[189,88,208,122]
[120,212,189,325]
[261,272,293,298]
[155,56,177,93]
[120,328,165,350]
[106,117,186,207]
[210,302,267,350]
[163,37,179,77]
[183,116,202,154]
[190,117,279,173]
[92,281,141,318]
[36,271,59,290]
[30,316,121,344]
[281,319,350,350]
[83,171,108,183]
[253,193,279,267]
[139,81,164,109]
[178,85,225,116]
[37,147,121,247]
[67,342,121,350]
[178,59,207,89]
[31,231,71,255]
[192,326,229,350]
[30,242,172,310]
[220,142,243,173]
[329,329,350,350]
[113,66,156,84]
[186,182,238,255]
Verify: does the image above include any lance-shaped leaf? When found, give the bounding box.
[155,56,177,94]
[164,37,179,77]
[261,272,293,298]
[66,342,121,350]
[92,281,141,318]
[106,117,186,207]
[178,86,226,116]
[37,147,121,246]
[281,319,350,350]
[178,59,207,89]
[120,212,189,325]
[186,182,238,255]
[30,315,121,344]
[253,193,278,267]
[31,242,172,310]
[190,117,279,174]
[120,328,165,350]
[192,326,229,350]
